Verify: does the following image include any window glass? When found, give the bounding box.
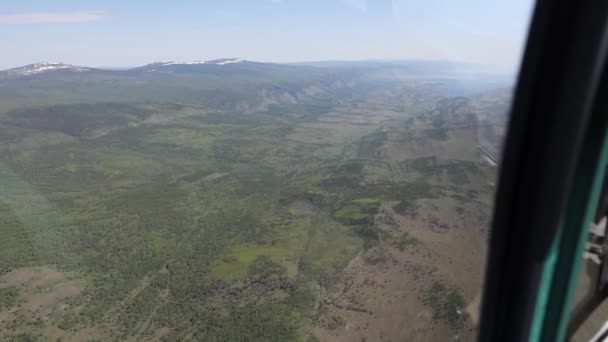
[0,1,533,340]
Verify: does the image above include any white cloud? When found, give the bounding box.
[0,11,107,24]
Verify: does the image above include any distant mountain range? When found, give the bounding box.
[1,61,93,76]
[0,58,510,79]
[0,58,252,78]
[0,58,514,114]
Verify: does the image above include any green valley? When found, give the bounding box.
[0,60,509,341]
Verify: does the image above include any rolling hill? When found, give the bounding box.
[0,59,511,341]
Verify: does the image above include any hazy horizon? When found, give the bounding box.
[1,0,533,71]
[1,58,515,74]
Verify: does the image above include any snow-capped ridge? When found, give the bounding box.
[4,62,92,76]
[1,58,251,77]
[148,58,247,68]
[213,58,246,65]
[155,61,208,66]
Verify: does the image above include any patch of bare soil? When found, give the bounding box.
[0,267,85,340]
[148,327,172,341]
[0,268,37,287]
[313,248,455,342]
[466,292,482,325]
[391,198,489,298]
[313,198,487,341]
[25,283,83,311]
[0,309,10,323]
[30,269,64,288]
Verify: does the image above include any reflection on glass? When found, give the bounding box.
[570,179,608,341]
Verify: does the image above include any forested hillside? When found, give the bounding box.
[0,60,510,341]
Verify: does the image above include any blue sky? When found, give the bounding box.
[0,0,534,70]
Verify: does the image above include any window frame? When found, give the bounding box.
[478,0,608,340]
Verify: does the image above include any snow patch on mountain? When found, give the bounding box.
[214,58,246,65]
[158,61,207,66]
[4,62,91,76]
[149,58,247,68]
